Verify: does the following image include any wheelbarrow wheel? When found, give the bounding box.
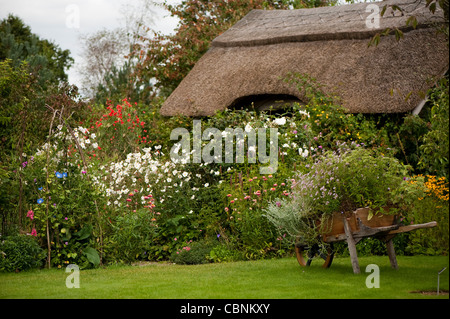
[295,243,334,268]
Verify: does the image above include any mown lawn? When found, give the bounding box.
[0,256,448,299]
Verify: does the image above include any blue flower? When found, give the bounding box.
[38,187,43,191]
[55,172,63,178]
[62,172,68,178]
[37,198,44,204]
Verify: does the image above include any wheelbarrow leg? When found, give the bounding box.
[385,237,398,270]
[343,217,360,274]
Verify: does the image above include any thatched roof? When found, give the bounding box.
[160,0,449,117]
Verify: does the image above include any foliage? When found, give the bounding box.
[170,240,216,265]
[418,78,449,178]
[0,234,45,272]
[19,122,104,269]
[405,175,449,255]
[105,209,159,264]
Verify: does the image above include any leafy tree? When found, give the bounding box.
[94,60,154,105]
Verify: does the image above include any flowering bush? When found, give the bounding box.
[20,123,103,269]
[170,240,215,265]
[406,175,449,255]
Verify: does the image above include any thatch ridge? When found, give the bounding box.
[212,0,445,47]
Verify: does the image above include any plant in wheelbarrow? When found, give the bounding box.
[264,145,430,270]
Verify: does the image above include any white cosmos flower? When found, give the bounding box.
[273,117,286,125]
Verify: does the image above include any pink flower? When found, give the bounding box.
[30,229,37,236]
[225,207,229,212]
[126,198,132,202]
[26,210,34,220]
[227,194,231,197]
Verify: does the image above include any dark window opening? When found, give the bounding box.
[229,94,303,114]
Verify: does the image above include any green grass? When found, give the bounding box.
[0,256,448,299]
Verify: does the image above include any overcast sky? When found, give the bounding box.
[0,0,179,87]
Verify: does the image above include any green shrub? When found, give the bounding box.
[105,209,158,264]
[170,240,215,265]
[0,234,45,272]
[208,243,244,263]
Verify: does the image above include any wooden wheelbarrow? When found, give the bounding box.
[294,207,437,274]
